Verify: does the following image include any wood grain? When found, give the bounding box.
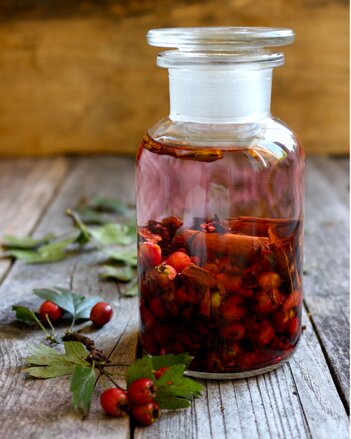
[303,157,350,409]
[0,157,70,281]
[0,0,348,156]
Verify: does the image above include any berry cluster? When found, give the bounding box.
[100,367,169,426]
[138,216,302,374]
[39,300,113,327]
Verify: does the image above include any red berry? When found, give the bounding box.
[270,288,286,305]
[154,366,170,380]
[166,251,193,273]
[90,302,113,326]
[221,296,246,323]
[128,378,156,404]
[287,316,300,339]
[257,321,275,345]
[153,264,177,288]
[253,290,276,314]
[220,323,245,341]
[258,272,281,291]
[39,300,63,323]
[283,290,301,312]
[237,352,256,370]
[175,287,198,305]
[272,310,290,332]
[100,388,129,417]
[131,400,160,426]
[139,242,162,269]
[216,273,242,293]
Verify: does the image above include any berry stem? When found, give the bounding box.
[32,311,59,344]
[100,369,125,391]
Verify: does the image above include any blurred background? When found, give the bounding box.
[0,0,348,156]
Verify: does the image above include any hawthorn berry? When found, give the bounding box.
[139,242,162,269]
[257,321,275,345]
[131,401,160,426]
[258,272,281,291]
[237,352,256,370]
[272,310,290,332]
[253,290,276,314]
[128,378,156,404]
[153,264,177,288]
[90,302,113,326]
[100,388,129,417]
[220,323,245,341]
[166,251,193,273]
[287,316,300,339]
[283,290,301,312]
[216,273,242,293]
[39,300,63,323]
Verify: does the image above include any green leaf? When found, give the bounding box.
[89,223,134,246]
[151,353,193,370]
[126,356,154,386]
[2,233,55,249]
[106,248,137,267]
[155,364,203,410]
[27,363,76,378]
[8,249,65,263]
[12,305,37,323]
[38,235,79,256]
[100,264,134,282]
[64,340,91,362]
[70,364,96,416]
[66,210,91,245]
[9,234,78,263]
[68,209,134,247]
[25,341,90,378]
[87,197,128,214]
[33,287,102,320]
[121,282,138,297]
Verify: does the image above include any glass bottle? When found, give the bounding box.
[136,27,304,379]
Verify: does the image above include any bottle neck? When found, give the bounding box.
[168,67,273,124]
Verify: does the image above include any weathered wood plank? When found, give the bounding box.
[0,157,137,439]
[134,309,349,439]
[307,156,349,206]
[0,157,70,282]
[304,157,349,409]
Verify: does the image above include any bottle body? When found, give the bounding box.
[136,117,304,378]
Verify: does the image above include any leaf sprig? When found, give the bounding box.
[1,196,138,297]
[24,336,204,417]
[1,197,136,265]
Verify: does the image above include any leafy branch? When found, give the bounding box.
[1,196,138,297]
[24,335,204,417]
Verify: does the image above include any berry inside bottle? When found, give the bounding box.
[137,133,303,377]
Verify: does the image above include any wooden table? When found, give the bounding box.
[0,156,349,439]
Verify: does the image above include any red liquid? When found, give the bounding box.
[136,134,304,375]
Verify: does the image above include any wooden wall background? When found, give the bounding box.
[0,0,348,156]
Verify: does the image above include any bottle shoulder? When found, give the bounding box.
[145,116,303,157]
